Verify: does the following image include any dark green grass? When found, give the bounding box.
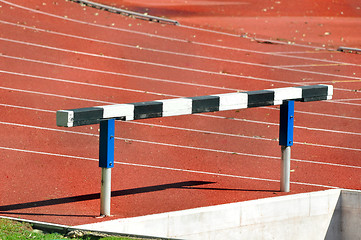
[0,218,152,240]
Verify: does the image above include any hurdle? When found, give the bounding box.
[56,85,333,216]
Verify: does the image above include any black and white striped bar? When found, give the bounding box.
[56,85,333,127]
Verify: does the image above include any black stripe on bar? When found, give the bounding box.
[190,96,220,114]
[133,101,163,120]
[299,85,328,102]
[71,107,104,121]
[73,119,102,127]
[247,90,274,108]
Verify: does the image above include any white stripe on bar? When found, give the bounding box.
[324,85,334,100]
[157,98,192,117]
[271,87,303,105]
[214,92,248,111]
[101,104,134,120]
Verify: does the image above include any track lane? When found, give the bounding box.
[2,122,358,191]
[0,38,343,90]
[276,52,361,66]
[1,25,360,86]
[2,0,360,68]
[0,23,324,69]
[2,39,360,97]
[1,104,360,168]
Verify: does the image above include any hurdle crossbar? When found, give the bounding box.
[56,84,333,216]
[57,85,332,127]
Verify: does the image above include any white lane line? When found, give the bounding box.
[0,121,279,160]
[272,52,361,68]
[276,66,361,81]
[2,69,360,121]
[327,98,361,107]
[300,79,361,84]
[331,98,361,102]
[0,0,187,43]
[0,70,178,98]
[0,86,114,104]
[2,20,360,87]
[0,120,280,161]
[0,146,340,189]
[273,63,348,68]
[293,109,361,120]
[2,36,361,87]
[0,103,55,113]
[0,22,269,71]
[0,25,329,77]
[263,106,361,121]
[128,121,361,152]
[0,53,357,95]
[0,37,270,79]
[200,114,361,136]
[1,37,233,75]
[1,0,360,68]
[267,51,334,54]
[1,20,284,73]
[297,109,361,120]
[0,55,241,92]
[180,24,330,50]
[327,102,361,107]
[1,118,361,161]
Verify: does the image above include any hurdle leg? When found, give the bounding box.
[280,146,291,192]
[99,119,115,216]
[101,167,112,216]
[279,100,294,192]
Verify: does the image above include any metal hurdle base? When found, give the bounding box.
[99,119,115,216]
[279,100,294,192]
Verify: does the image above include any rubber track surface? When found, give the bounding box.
[0,0,360,225]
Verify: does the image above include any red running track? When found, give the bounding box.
[0,0,360,226]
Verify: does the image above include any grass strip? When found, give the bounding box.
[0,218,154,240]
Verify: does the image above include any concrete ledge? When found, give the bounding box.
[77,189,361,239]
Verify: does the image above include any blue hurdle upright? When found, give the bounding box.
[57,85,333,216]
